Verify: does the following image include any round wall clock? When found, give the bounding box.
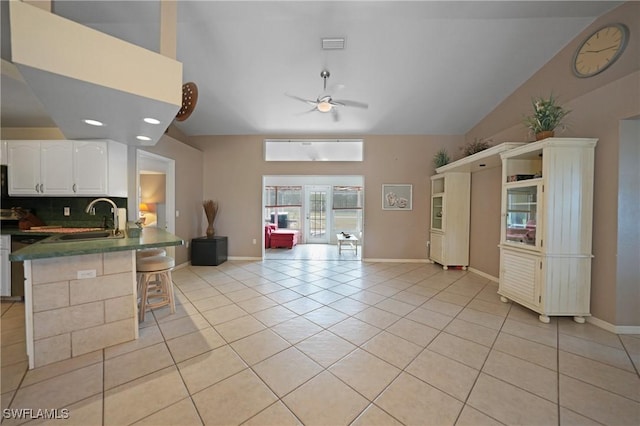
[572,23,629,78]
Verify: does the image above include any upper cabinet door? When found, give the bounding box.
[41,141,74,195]
[73,141,108,195]
[7,141,41,195]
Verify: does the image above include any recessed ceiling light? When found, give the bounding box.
[84,119,104,126]
[143,117,160,125]
[136,136,151,141]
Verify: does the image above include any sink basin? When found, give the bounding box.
[42,230,125,243]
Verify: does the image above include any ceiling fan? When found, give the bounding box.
[286,70,368,121]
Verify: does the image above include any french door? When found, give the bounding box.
[305,185,331,243]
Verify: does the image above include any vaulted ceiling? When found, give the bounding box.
[1,1,620,138]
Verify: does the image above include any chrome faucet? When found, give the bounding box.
[85,198,119,234]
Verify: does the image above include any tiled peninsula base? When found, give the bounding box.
[24,251,138,369]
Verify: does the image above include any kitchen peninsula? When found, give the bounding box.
[9,227,183,369]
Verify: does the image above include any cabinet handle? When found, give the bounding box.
[35,184,40,193]
[73,183,77,193]
[40,184,44,193]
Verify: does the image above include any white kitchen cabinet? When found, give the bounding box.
[74,140,127,197]
[41,141,74,194]
[7,140,44,195]
[429,172,470,269]
[9,140,75,195]
[498,138,597,323]
[7,140,127,197]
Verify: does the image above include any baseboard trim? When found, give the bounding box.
[467,267,499,283]
[175,261,190,270]
[228,256,262,261]
[362,258,430,263]
[587,316,640,334]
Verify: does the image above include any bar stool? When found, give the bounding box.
[136,247,166,259]
[136,255,175,322]
[135,248,167,298]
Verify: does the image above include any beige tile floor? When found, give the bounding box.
[1,260,639,425]
[266,243,361,261]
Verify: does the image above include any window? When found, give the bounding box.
[332,186,363,235]
[264,139,363,161]
[264,186,302,230]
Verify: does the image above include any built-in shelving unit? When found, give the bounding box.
[429,173,470,269]
[436,142,526,174]
[498,138,598,323]
[429,142,525,269]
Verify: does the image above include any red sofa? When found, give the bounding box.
[265,224,299,249]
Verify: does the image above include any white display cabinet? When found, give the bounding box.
[498,138,597,323]
[429,172,470,269]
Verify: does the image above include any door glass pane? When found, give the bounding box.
[505,185,537,246]
[432,196,443,229]
[309,191,327,238]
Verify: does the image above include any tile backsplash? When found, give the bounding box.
[1,196,127,228]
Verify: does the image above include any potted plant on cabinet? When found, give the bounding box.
[433,148,450,168]
[524,94,571,140]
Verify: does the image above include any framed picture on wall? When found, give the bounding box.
[382,184,412,210]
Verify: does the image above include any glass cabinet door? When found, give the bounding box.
[505,185,538,246]
[432,196,443,230]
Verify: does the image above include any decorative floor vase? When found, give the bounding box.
[535,130,554,141]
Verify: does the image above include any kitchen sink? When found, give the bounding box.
[42,230,125,243]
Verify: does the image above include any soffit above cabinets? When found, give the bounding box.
[6,1,182,146]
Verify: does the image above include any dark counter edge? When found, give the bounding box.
[8,228,184,261]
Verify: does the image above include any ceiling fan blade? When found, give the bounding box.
[332,108,340,122]
[285,93,318,106]
[295,107,319,116]
[332,99,369,109]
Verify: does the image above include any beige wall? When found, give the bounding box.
[140,174,166,203]
[617,119,640,326]
[191,134,464,259]
[465,2,640,326]
[468,166,502,278]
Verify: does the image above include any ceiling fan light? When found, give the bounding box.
[317,101,332,113]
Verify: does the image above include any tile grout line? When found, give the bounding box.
[150,297,207,426]
[176,261,431,424]
[7,261,634,425]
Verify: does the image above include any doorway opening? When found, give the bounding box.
[263,176,364,261]
[134,150,176,257]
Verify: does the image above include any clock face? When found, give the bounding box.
[573,24,629,78]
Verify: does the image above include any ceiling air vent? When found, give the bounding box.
[322,37,345,50]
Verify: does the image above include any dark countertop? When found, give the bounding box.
[0,228,56,237]
[8,227,183,261]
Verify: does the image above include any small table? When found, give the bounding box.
[191,236,228,266]
[336,233,358,255]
